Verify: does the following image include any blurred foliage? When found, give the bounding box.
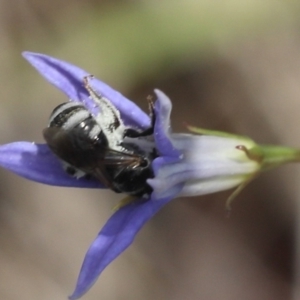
[3,0,300,87]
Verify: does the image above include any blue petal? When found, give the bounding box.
[18,53,186,299]
[153,90,181,158]
[0,142,103,188]
[23,52,150,129]
[69,186,182,300]
[148,156,184,199]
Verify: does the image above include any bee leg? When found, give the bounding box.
[147,95,155,128]
[124,95,156,138]
[112,195,137,212]
[83,75,124,135]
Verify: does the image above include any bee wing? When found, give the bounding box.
[88,148,143,193]
[94,148,145,193]
[101,148,143,167]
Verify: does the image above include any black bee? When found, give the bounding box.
[43,75,157,197]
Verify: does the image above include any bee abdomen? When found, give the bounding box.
[49,102,90,130]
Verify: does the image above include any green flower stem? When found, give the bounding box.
[260,145,300,171]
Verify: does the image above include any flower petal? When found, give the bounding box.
[0,142,103,188]
[148,156,184,199]
[150,133,260,197]
[153,90,181,158]
[69,187,182,300]
[23,52,150,129]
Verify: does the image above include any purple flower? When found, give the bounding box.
[0,53,278,299]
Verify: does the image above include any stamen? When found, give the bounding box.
[112,195,137,211]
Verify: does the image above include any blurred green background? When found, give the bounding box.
[1,1,300,299]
